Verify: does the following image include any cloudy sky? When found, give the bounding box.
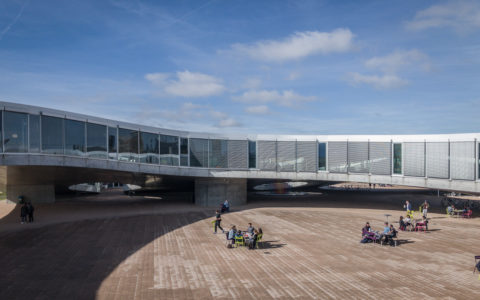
[1,0,480,134]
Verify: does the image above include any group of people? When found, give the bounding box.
[447,203,472,217]
[20,202,35,224]
[401,200,429,231]
[360,221,397,246]
[227,223,262,249]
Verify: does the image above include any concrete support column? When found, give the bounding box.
[6,184,56,203]
[194,178,247,207]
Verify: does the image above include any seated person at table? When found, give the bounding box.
[247,223,255,234]
[447,205,454,215]
[248,229,259,249]
[362,222,371,237]
[380,222,390,241]
[416,216,428,230]
[235,230,243,238]
[404,215,412,229]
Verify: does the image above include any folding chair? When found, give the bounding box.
[463,210,473,218]
[255,233,263,249]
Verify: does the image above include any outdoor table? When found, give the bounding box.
[384,214,392,223]
[453,210,464,218]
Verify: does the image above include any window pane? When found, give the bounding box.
[4,111,28,153]
[140,132,159,164]
[209,139,227,168]
[118,128,138,162]
[318,142,326,171]
[393,143,402,174]
[160,135,179,166]
[65,119,85,156]
[108,127,117,159]
[41,115,63,154]
[29,115,40,152]
[180,138,188,166]
[87,123,107,158]
[248,141,256,168]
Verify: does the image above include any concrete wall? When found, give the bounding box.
[6,184,55,203]
[194,178,247,207]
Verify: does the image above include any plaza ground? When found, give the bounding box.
[0,190,479,299]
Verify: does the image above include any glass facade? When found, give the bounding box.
[41,115,64,154]
[29,115,40,152]
[248,140,256,168]
[393,143,402,174]
[65,119,85,156]
[209,139,228,168]
[108,127,117,159]
[180,138,188,166]
[318,142,326,171]
[118,128,138,162]
[3,111,28,153]
[140,132,159,164]
[87,123,107,158]
[160,134,179,166]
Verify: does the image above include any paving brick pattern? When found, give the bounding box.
[1,193,480,299]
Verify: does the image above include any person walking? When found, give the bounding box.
[20,203,28,224]
[27,202,34,223]
[214,210,224,234]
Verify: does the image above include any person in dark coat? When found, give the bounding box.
[20,203,28,224]
[26,202,34,223]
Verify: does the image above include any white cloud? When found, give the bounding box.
[406,1,480,33]
[242,78,262,89]
[233,89,315,107]
[230,28,354,62]
[349,73,408,89]
[287,72,301,80]
[217,118,241,128]
[145,71,225,97]
[365,49,430,73]
[245,105,270,114]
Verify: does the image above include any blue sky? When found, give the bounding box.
[1,0,480,134]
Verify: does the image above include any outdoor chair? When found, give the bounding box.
[256,233,263,249]
[463,210,473,218]
[415,223,426,232]
[234,236,245,247]
[363,232,378,244]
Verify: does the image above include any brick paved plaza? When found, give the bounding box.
[0,191,479,299]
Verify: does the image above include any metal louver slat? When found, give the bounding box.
[348,142,369,173]
[450,141,475,180]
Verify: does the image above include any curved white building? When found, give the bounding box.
[1,101,479,205]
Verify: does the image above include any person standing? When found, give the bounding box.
[422,200,429,217]
[214,210,224,234]
[20,203,28,224]
[247,223,254,234]
[404,200,412,212]
[27,202,34,223]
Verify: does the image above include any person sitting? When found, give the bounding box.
[247,223,255,235]
[362,222,371,237]
[447,205,455,216]
[386,224,397,246]
[404,215,412,231]
[223,199,230,213]
[380,222,391,243]
[248,229,258,249]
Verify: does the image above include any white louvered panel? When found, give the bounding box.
[189,138,208,167]
[296,141,317,172]
[450,141,475,180]
[348,142,369,173]
[404,142,425,177]
[369,142,391,175]
[209,139,228,168]
[328,142,348,173]
[228,140,248,169]
[277,141,296,172]
[426,142,449,179]
[258,141,276,171]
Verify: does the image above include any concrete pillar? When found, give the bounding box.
[194,178,247,207]
[6,184,56,204]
